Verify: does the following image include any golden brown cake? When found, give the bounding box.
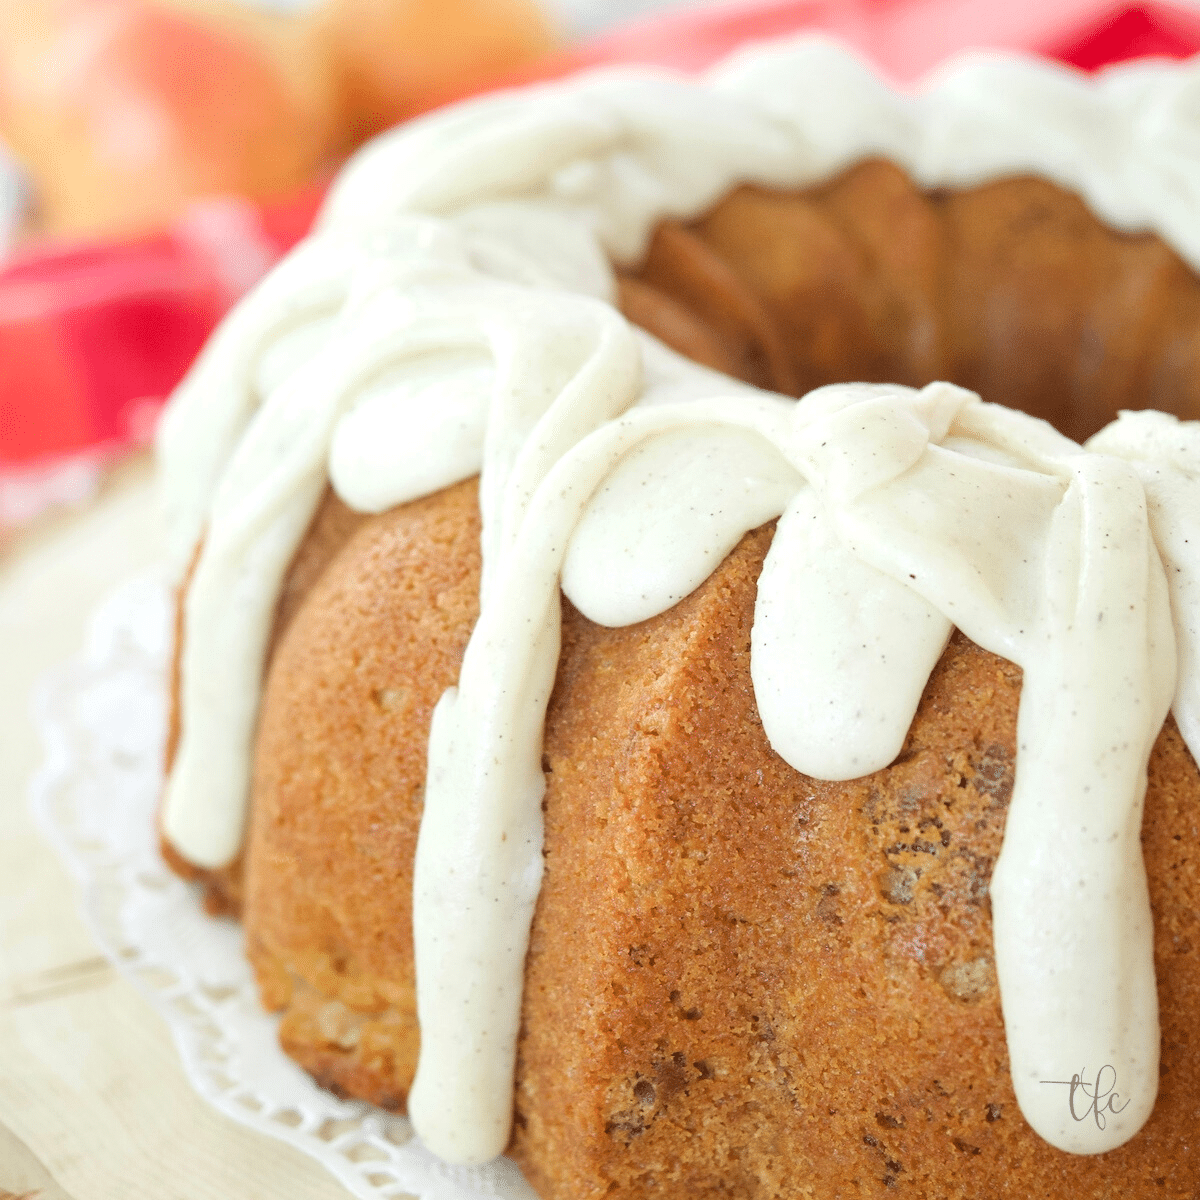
[157,41,1200,1200]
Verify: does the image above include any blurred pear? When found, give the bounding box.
[0,0,557,237]
[313,0,560,146]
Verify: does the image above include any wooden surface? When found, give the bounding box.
[0,460,352,1199]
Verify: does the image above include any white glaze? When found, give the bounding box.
[157,38,1200,1165]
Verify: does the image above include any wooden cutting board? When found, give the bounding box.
[0,460,353,1199]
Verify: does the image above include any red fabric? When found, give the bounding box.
[2,0,1197,470]
[0,188,323,467]
[481,0,1200,85]
[1061,4,1200,69]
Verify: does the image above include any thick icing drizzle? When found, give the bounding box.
[156,38,1200,1166]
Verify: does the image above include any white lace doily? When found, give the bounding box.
[28,574,540,1200]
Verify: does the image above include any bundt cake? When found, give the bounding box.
[156,37,1200,1198]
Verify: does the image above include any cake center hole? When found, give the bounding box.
[620,159,1200,445]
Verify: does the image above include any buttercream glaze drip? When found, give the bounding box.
[156,37,1200,1166]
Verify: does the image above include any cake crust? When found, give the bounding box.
[238,477,1198,1198]
[244,479,481,1108]
[518,520,1200,1200]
